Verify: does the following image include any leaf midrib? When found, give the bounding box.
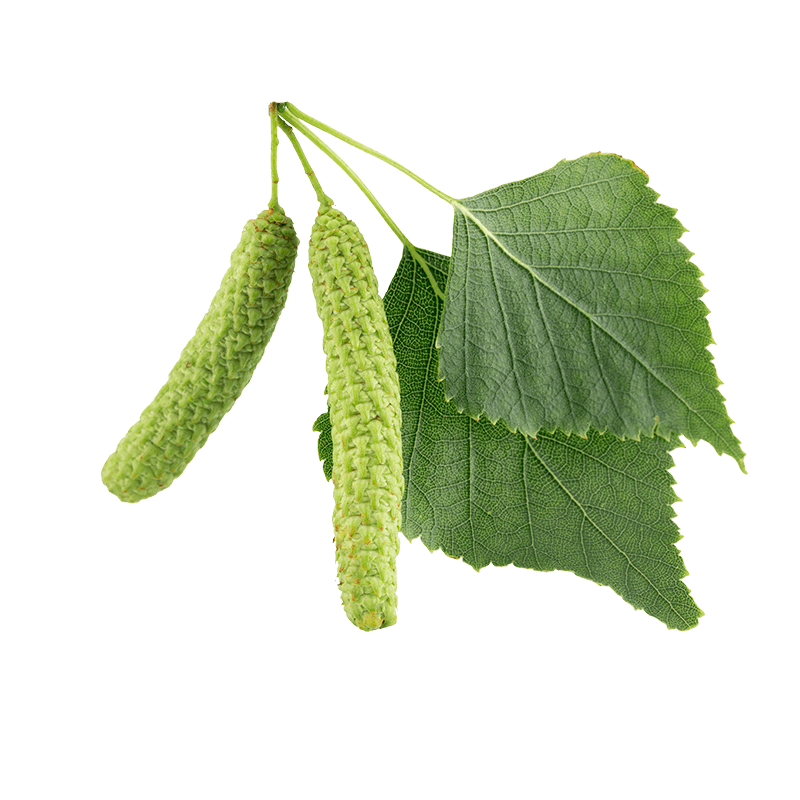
[453,201,724,443]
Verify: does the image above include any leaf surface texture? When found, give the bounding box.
[439,153,744,469]
[316,248,702,629]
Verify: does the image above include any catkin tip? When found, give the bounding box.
[359,614,383,631]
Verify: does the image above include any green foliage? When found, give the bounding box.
[316,248,702,630]
[438,153,745,471]
[312,404,333,481]
[102,209,299,502]
[103,104,743,632]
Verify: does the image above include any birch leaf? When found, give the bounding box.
[439,153,745,471]
[315,247,701,630]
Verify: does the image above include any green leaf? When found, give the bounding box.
[312,409,332,481]
[315,247,702,630]
[439,152,745,471]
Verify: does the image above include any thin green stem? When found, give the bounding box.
[276,117,333,206]
[269,102,280,210]
[281,102,456,206]
[280,110,446,301]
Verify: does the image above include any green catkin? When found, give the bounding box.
[102,208,299,502]
[308,204,403,631]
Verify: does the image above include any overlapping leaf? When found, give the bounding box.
[438,153,744,470]
[313,404,332,481]
[315,247,701,630]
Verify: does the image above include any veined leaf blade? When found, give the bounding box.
[439,153,744,470]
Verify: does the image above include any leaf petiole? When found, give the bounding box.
[280,103,456,205]
[279,107,446,301]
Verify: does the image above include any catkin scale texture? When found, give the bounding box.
[309,205,403,631]
[102,209,299,502]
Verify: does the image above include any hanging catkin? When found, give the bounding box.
[102,209,299,502]
[308,204,403,631]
